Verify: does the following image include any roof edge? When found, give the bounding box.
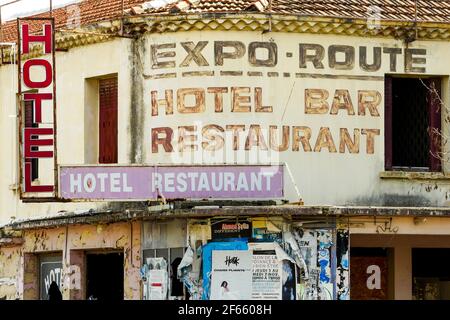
[1,13,449,64]
[4,205,450,231]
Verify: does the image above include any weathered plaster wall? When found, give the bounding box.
[351,225,450,299]
[0,246,21,299]
[0,38,134,225]
[0,30,449,225]
[349,216,450,235]
[0,221,141,300]
[143,31,450,207]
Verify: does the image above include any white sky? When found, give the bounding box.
[0,0,80,23]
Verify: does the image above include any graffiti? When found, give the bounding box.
[40,262,63,299]
[376,219,399,233]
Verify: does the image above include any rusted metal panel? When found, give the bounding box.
[350,255,388,300]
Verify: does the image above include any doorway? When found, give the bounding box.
[350,247,391,300]
[412,248,450,300]
[86,251,124,300]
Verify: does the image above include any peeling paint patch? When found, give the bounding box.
[0,278,16,286]
[129,37,145,163]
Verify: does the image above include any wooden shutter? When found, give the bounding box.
[384,76,393,171]
[427,78,442,172]
[99,77,118,164]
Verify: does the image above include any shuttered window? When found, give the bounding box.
[99,77,118,164]
[385,76,442,172]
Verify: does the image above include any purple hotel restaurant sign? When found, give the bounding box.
[59,165,284,200]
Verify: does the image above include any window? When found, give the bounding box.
[24,99,38,181]
[412,248,450,300]
[385,76,442,172]
[98,77,118,164]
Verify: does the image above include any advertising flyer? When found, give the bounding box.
[252,252,282,300]
[144,257,168,300]
[210,250,252,300]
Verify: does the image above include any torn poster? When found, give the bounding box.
[336,229,350,300]
[178,246,203,300]
[144,257,168,300]
[317,230,333,300]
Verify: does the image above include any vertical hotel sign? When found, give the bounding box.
[18,18,57,197]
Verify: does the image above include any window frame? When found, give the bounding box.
[385,75,442,172]
[98,76,118,164]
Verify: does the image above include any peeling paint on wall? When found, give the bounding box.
[129,37,146,164]
[0,247,21,299]
[1,222,141,300]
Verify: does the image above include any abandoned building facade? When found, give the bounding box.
[0,0,450,300]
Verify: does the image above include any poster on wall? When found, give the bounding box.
[252,251,282,300]
[143,257,168,300]
[281,260,297,300]
[210,250,252,300]
[40,259,63,300]
[252,220,282,243]
[211,220,252,240]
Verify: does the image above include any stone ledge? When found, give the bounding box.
[4,205,450,231]
[379,171,450,181]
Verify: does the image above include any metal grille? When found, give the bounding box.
[392,78,429,170]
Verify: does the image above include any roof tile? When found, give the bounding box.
[1,0,448,44]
